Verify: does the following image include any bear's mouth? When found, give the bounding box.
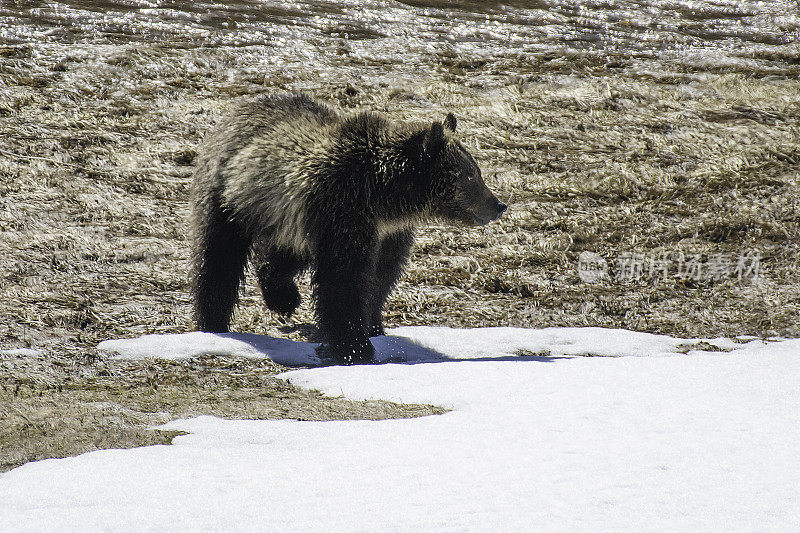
[454,211,483,226]
[471,214,503,226]
[470,207,506,226]
[439,203,505,227]
[456,196,508,226]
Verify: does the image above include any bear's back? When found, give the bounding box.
[240,93,340,131]
[200,94,339,164]
[201,95,342,251]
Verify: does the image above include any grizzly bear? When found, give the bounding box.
[190,93,506,364]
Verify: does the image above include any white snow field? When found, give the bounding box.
[2,327,799,531]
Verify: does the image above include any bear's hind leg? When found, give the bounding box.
[191,211,251,333]
[367,229,414,337]
[254,246,306,316]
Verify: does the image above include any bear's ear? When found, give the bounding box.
[443,113,457,132]
[405,122,446,164]
[428,120,446,149]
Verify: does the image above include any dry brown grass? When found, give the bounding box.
[0,349,444,472]
[1,37,799,468]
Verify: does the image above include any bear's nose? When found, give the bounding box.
[497,202,507,214]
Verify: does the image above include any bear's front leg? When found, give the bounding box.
[367,229,415,337]
[312,238,377,365]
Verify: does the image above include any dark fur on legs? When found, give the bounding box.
[310,227,377,364]
[253,246,307,316]
[367,230,415,337]
[190,205,251,333]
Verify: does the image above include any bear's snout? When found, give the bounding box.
[471,196,507,225]
[488,198,507,222]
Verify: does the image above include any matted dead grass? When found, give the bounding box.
[0,349,444,472]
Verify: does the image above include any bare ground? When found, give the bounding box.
[1,39,799,469]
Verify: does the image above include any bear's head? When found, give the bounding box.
[412,114,507,226]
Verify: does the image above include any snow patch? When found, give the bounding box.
[97,331,318,367]
[1,347,44,357]
[3,328,799,531]
[96,326,695,366]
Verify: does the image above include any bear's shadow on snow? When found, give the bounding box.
[227,330,570,367]
[373,336,570,366]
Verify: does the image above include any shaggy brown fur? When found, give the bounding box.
[190,94,505,364]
